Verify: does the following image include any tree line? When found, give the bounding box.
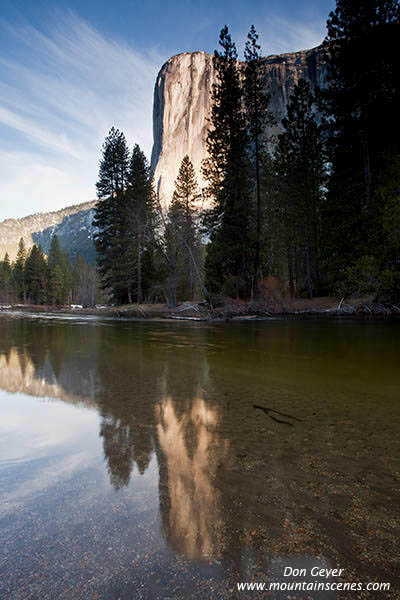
[93,0,399,306]
[202,0,399,302]
[93,134,203,306]
[0,236,98,306]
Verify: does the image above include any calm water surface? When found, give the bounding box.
[0,314,399,599]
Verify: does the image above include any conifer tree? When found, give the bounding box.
[24,245,47,304]
[152,179,203,308]
[244,25,274,288]
[0,253,15,303]
[13,238,27,302]
[202,26,252,298]
[48,265,65,305]
[259,151,287,281]
[173,155,201,214]
[93,127,130,303]
[125,144,155,303]
[275,80,326,298]
[47,236,72,305]
[162,201,181,307]
[171,155,202,299]
[322,0,400,293]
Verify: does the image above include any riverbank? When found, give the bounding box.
[1,296,399,321]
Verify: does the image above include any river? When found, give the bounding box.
[0,313,399,598]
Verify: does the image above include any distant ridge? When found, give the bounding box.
[0,200,97,263]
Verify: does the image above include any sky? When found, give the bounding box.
[0,0,335,221]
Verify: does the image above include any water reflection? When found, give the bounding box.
[0,318,227,560]
[0,321,219,537]
[0,315,399,592]
[157,395,224,559]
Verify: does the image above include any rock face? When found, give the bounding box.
[151,45,327,208]
[0,200,97,263]
[151,51,215,209]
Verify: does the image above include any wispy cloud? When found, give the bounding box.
[0,12,165,220]
[262,14,326,55]
[235,13,326,57]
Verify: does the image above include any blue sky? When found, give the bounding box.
[0,0,335,220]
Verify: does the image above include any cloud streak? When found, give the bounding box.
[0,12,165,220]
[234,12,326,58]
[261,14,326,55]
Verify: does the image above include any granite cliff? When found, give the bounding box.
[151,45,327,208]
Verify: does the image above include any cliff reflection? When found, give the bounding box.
[0,318,228,561]
[0,340,94,405]
[157,395,225,559]
[0,317,99,405]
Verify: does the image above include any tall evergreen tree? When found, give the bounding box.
[170,155,202,299]
[244,25,274,288]
[93,127,130,303]
[162,201,182,308]
[24,245,47,304]
[202,26,252,298]
[259,150,288,282]
[0,253,15,303]
[48,265,65,305]
[275,80,326,298]
[13,238,27,302]
[322,0,400,293]
[125,144,156,303]
[47,236,72,305]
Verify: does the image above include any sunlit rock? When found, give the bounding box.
[151,46,327,209]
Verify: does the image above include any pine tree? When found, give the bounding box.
[152,178,203,308]
[93,127,130,303]
[124,144,155,303]
[170,155,202,299]
[24,245,47,304]
[322,0,400,293]
[13,238,27,302]
[275,80,326,298]
[259,150,287,281]
[202,26,252,298]
[244,25,275,289]
[162,201,182,307]
[173,155,201,214]
[47,235,62,271]
[0,253,15,303]
[48,265,65,305]
[47,236,72,305]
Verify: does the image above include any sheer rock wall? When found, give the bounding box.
[150,45,327,208]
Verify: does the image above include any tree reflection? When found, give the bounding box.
[100,416,136,489]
